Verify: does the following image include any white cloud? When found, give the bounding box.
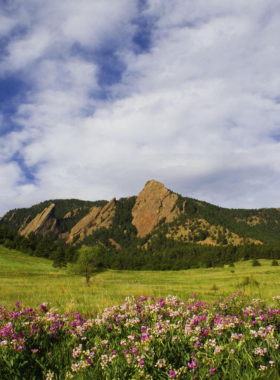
[1,28,52,73]
[57,0,137,48]
[1,0,280,215]
[0,14,17,37]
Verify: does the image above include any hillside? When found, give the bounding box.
[0,244,55,275]
[1,179,280,269]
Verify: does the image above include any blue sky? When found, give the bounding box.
[1,0,280,216]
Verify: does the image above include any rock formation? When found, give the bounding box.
[18,216,32,233]
[9,211,16,221]
[20,203,57,237]
[132,180,179,238]
[63,208,82,219]
[63,211,72,219]
[108,238,121,251]
[66,198,116,244]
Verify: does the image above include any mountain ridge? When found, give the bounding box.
[1,179,280,249]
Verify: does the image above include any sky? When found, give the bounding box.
[1,0,280,216]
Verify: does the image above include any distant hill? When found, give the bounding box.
[1,179,280,269]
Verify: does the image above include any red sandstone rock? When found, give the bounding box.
[66,198,116,244]
[20,203,57,237]
[132,180,179,238]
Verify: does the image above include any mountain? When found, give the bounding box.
[1,179,280,270]
[2,179,280,245]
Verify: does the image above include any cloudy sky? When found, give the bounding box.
[1,0,280,216]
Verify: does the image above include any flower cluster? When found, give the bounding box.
[1,294,280,379]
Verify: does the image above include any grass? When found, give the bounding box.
[1,245,280,313]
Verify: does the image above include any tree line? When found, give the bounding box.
[0,226,77,268]
[2,223,280,272]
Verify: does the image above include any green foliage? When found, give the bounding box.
[177,194,280,245]
[252,259,261,267]
[52,247,67,268]
[0,226,78,265]
[68,245,105,284]
[35,236,56,258]
[272,259,279,266]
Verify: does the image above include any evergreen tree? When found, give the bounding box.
[52,247,66,268]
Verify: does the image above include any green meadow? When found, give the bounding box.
[1,244,280,313]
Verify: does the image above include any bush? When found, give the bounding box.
[252,259,261,266]
[271,259,279,266]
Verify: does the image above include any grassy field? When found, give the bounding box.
[1,245,280,313]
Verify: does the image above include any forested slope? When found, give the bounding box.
[1,180,280,270]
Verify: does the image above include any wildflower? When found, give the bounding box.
[141,333,150,342]
[169,370,177,378]
[207,368,217,376]
[259,365,268,371]
[130,346,139,355]
[45,371,55,380]
[40,303,49,312]
[188,358,198,372]
[214,346,223,354]
[155,359,166,368]
[254,347,267,356]
[72,345,82,358]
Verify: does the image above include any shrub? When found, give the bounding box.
[252,259,261,266]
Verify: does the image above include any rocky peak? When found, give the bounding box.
[20,203,57,237]
[132,180,179,238]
